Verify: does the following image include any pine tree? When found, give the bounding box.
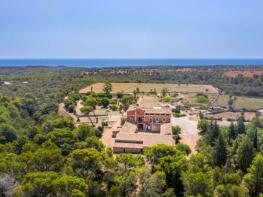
[213,133,227,167]
[243,153,263,196]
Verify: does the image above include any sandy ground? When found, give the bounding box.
[172,115,200,154]
[137,96,160,108]
[58,103,77,122]
[76,100,84,115]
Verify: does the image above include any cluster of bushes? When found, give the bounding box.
[80,81,137,116]
[196,93,210,104]
[172,107,186,117]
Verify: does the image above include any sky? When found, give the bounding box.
[0,0,263,59]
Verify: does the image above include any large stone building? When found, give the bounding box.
[113,107,174,153]
[127,107,171,131]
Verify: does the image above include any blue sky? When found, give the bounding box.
[0,0,263,58]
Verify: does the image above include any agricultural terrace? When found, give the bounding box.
[79,82,219,94]
[215,94,263,111]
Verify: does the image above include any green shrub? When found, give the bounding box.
[196,94,209,104]
[163,95,172,102]
[109,104,118,111]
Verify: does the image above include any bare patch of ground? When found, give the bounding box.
[172,115,200,154]
[137,96,160,108]
[58,103,77,122]
[207,111,256,121]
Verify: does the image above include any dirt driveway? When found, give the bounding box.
[172,115,200,154]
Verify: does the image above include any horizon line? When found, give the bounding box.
[1,57,263,60]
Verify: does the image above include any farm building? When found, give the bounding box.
[127,107,171,131]
[258,109,263,116]
[113,107,174,153]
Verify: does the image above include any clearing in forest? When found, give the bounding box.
[79,82,219,94]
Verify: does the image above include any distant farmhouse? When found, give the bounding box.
[113,107,174,153]
[258,109,263,116]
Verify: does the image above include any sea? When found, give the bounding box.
[0,59,263,67]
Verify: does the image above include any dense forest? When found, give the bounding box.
[0,66,263,196]
[1,66,263,99]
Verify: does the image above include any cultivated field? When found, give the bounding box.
[215,94,263,111]
[80,82,219,94]
[224,70,263,78]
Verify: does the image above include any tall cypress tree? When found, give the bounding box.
[207,121,220,145]
[236,136,254,172]
[253,128,258,151]
[213,133,227,167]
[237,115,245,134]
[228,122,236,142]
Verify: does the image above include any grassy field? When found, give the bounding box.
[80,82,219,94]
[216,94,263,111]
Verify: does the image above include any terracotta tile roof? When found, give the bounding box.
[113,132,174,149]
[144,108,172,114]
[120,122,137,133]
[127,107,172,115]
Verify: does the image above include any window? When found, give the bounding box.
[149,116,152,123]
[156,116,159,123]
